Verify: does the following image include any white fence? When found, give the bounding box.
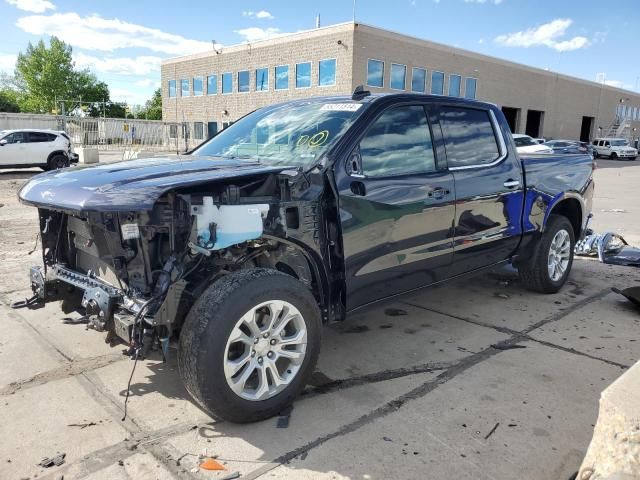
[0,113,196,152]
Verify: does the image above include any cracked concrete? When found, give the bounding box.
[0,159,639,479]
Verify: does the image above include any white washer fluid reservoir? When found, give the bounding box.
[191,197,270,250]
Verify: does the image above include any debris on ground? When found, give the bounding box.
[484,422,500,440]
[200,458,226,471]
[67,421,97,429]
[494,293,510,300]
[575,230,640,267]
[612,287,640,309]
[39,453,66,468]
[277,405,293,428]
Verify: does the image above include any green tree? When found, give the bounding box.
[137,88,162,120]
[15,37,75,113]
[14,36,118,115]
[0,89,20,112]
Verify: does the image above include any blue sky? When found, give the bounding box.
[0,0,638,105]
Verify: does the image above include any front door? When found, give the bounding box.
[0,132,28,166]
[436,104,525,275]
[336,104,456,310]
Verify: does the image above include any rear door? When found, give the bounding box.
[336,103,456,310]
[437,104,525,275]
[28,131,56,164]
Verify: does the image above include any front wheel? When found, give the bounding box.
[610,152,618,160]
[518,215,575,293]
[178,268,322,423]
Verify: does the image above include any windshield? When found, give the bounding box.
[513,136,537,147]
[192,101,364,167]
[610,139,628,146]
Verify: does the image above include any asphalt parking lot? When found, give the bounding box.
[1,159,639,480]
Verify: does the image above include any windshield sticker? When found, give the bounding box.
[320,103,362,112]
[297,130,329,147]
[121,223,140,241]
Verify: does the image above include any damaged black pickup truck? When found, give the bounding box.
[17,92,594,423]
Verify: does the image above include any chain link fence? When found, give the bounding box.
[0,113,196,153]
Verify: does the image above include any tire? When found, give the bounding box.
[178,268,322,423]
[610,152,618,160]
[47,154,68,170]
[518,214,575,294]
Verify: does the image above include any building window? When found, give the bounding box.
[168,80,176,98]
[431,71,444,95]
[222,72,232,94]
[367,59,384,88]
[238,70,250,93]
[390,63,406,90]
[448,74,461,97]
[318,59,337,87]
[193,77,203,96]
[194,122,204,140]
[207,122,218,138]
[465,77,477,99]
[207,75,217,95]
[296,62,311,88]
[275,65,289,90]
[169,124,177,138]
[256,68,268,91]
[180,79,189,97]
[411,68,426,93]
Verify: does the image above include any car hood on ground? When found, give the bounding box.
[18,155,295,212]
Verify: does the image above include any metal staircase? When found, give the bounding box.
[601,116,631,140]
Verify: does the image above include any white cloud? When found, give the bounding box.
[16,12,211,55]
[134,78,161,88]
[242,10,274,20]
[74,52,162,76]
[109,87,149,106]
[494,19,589,52]
[234,27,284,42]
[464,0,503,4]
[5,0,55,13]
[0,53,17,73]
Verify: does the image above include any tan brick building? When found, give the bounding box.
[161,22,640,145]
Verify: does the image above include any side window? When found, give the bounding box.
[5,132,27,144]
[29,132,52,143]
[605,141,610,147]
[439,106,501,168]
[358,105,436,177]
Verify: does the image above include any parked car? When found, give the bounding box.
[0,129,77,170]
[17,93,594,423]
[533,138,546,144]
[512,134,552,154]
[545,139,596,158]
[592,138,638,160]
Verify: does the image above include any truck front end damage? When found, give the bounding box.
[19,166,338,358]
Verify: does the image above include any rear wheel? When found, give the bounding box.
[518,215,575,293]
[178,268,321,423]
[47,154,68,170]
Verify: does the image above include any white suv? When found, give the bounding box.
[592,138,637,160]
[0,129,77,170]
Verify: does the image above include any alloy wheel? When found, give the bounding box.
[223,300,307,401]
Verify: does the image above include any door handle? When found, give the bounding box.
[427,187,450,200]
[503,179,521,189]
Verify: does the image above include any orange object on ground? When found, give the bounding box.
[200,458,225,471]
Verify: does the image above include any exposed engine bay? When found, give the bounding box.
[26,171,342,358]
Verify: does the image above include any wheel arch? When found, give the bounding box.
[545,195,583,239]
[46,150,68,164]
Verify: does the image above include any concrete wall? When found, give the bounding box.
[161,23,355,131]
[351,24,640,141]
